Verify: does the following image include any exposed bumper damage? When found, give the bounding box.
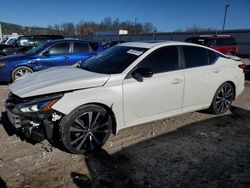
[5,93,63,143]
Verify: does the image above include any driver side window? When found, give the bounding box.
[49,42,70,55]
[138,46,179,74]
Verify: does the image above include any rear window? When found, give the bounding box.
[208,50,218,63]
[183,46,218,68]
[216,38,236,46]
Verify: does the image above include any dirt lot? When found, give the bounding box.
[0,60,250,188]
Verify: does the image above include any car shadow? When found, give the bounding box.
[71,106,250,188]
[0,177,7,188]
[0,111,39,146]
[0,82,9,85]
[0,112,18,136]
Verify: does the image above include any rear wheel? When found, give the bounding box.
[60,105,112,154]
[12,66,33,81]
[209,83,234,114]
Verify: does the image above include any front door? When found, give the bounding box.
[34,42,71,70]
[123,46,184,126]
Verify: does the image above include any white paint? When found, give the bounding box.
[9,41,245,134]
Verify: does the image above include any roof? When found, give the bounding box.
[21,34,64,38]
[118,40,227,57]
[119,40,196,49]
[45,38,90,45]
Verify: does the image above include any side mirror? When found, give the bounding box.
[132,67,153,78]
[42,50,50,56]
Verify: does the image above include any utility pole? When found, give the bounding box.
[0,22,3,41]
[134,18,138,34]
[222,4,230,30]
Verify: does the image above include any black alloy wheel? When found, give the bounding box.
[60,105,112,154]
[210,83,234,114]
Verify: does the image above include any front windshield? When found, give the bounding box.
[80,46,147,74]
[25,42,48,55]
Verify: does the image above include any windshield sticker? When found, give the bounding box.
[127,49,143,56]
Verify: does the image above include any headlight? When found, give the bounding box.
[13,94,63,114]
[19,99,59,112]
[0,62,6,68]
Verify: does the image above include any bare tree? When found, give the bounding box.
[142,22,156,33]
[61,22,75,36]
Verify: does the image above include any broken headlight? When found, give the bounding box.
[13,94,63,114]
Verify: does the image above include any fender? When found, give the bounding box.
[52,84,125,131]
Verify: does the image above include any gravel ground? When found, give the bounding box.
[0,59,250,188]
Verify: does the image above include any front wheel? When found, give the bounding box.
[209,83,235,114]
[12,66,33,81]
[60,105,112,154]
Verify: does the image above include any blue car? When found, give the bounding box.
[0,39,104,82]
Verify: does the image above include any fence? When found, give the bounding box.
[80,29,250,57]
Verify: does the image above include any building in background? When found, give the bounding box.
[93,30,128,36]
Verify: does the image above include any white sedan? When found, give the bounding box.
[6,41,245,154]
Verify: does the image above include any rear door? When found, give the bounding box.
[182,46,225,110]
[70,41,97,63]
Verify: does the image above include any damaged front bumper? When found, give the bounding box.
[5,93,63,143]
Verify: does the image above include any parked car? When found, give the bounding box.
[185,35,237,55]
[0,39,104,82]
[6,41,245,154]
[0,35,64,56]
[1,36,20,45]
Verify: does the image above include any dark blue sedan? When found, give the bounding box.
[0,39,104,81]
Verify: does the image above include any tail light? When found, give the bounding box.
[239,64,246,73]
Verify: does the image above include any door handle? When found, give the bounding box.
[64,56,69,60]
[171,78,183,84]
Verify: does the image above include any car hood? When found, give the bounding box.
[10,66,110,98]
[0,54,30,62]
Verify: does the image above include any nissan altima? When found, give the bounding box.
[6,41,245,154]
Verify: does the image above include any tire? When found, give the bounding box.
[60,104,112,154]
[209,82,235,114]
[12,66,33,81]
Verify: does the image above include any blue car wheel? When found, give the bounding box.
[12,66,33,81]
